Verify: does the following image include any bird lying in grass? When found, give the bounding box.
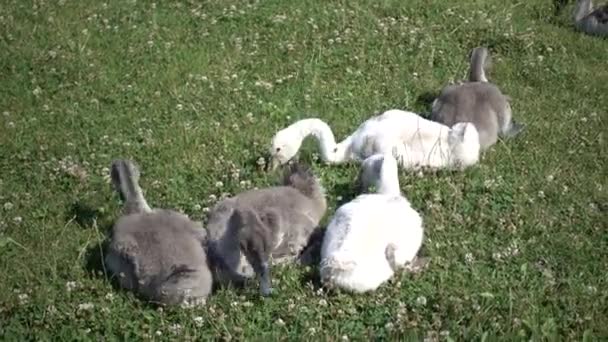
[320,153,426,293]
[206,162,327,296]
[430,47,525,150]
[104,159,213,307]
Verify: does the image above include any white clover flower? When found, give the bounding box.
[46,305,58,315]
[78,302,94,311]
[193,316,204,327]
[416,295,427,306]
[66,281,78,292]
[18,293,29,305]
[465,253,474,264]
[168,324,182,334]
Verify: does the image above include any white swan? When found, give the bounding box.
[319,153,425,293]
[574,0,608,36]
[269,109,480,171]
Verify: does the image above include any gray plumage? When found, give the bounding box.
[110,159,151,215]
[467,47,492,82]
[574,0,608,36]
[206,163,327,296]
[358,154,385,194]
[431,47,525,150]
[105,159,213,306]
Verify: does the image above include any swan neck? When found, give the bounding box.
[297,119,346,162]
[125,190,152,214]
[376,160,400,195]
[575,0,592,21]
[468,51,488,82]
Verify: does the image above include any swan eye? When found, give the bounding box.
[333,147,338,153]
[276,147,281,152]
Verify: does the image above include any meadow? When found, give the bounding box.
[0,0,606,340]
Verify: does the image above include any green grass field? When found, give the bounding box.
[1,0,606,340]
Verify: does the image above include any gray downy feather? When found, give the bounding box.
[206,162,327,295]
[431,47,525,150]
[105,159,213,306]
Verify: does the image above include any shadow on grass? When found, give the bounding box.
[68,201,104,229]
[298,227,325,267]
[299,265,323,292]
[296,226,326,290]
[66,200,118,283]
[333,181,359,207]
[553,0,570,16]
[415,91,439,116]
[84,239,110,277]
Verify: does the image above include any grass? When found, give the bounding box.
[0,0,606,340]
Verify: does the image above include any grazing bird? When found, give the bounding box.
[319,153,426,293]
[270,110,480,171]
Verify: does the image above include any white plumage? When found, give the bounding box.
[270,109,480,171]
[319,153,424,293]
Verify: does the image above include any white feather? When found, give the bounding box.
[319,154,424,293]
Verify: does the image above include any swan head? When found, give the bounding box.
[358,153,400,195]
[448,122,480,168]
[269,118,343,169]
[269,128,302,170]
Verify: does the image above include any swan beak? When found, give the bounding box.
[259,262,273,296]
